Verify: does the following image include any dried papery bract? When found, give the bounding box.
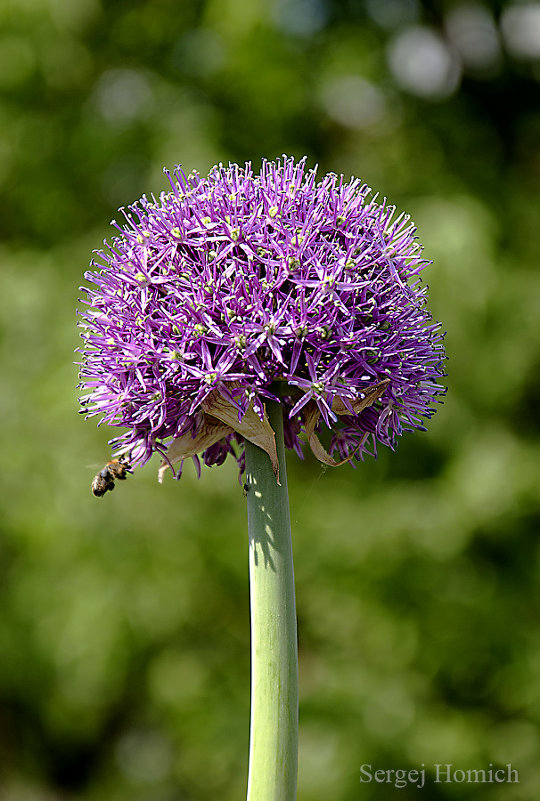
[303,378,391,466]
[157,387,280,484]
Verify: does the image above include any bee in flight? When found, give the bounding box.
[92,458,131,497]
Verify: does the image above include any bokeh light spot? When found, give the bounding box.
[445,4,501,74]
[320,75,387,130]
[388,26,461,99]
[501,3,540,59]
[92,68,154,125]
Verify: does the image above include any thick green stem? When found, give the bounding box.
[245,399,298,801]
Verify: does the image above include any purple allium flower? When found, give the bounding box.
[77,156,446,481]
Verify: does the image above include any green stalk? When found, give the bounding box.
[245,398,298,801]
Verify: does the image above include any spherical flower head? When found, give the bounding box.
[77,156,446,481]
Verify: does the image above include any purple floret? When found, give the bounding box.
[77,156,446,477]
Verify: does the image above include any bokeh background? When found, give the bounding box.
[1,0,540,799]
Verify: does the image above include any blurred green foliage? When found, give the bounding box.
[1,0,540,799]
